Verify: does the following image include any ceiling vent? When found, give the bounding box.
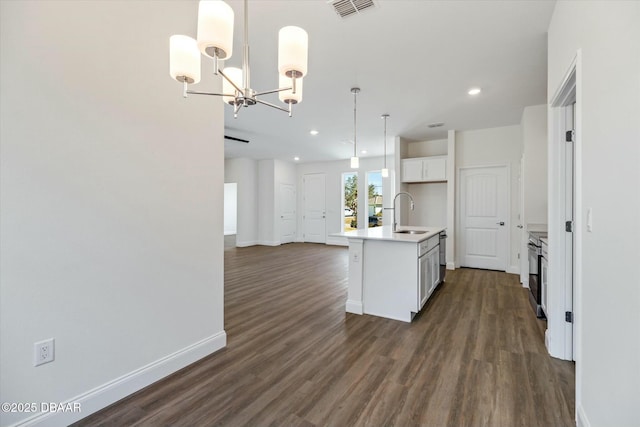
[329,0,375,18]
[427,122,445,128]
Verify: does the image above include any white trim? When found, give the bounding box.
[345,299,363,314]
[326,236,348,246]
[446,261,455,270]
[576,404,590,427]
[506,265,519,275]
[258,240,280,247]
[236,240,258,247]
[8,331,227,427]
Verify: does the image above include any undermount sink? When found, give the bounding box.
[394,230,427,235]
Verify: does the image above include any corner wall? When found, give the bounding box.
[0,2,226,426]
[548,2,640,426]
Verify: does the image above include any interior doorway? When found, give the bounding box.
[224,183,237,248]
[303,173,326,243]
[458,165,509,271]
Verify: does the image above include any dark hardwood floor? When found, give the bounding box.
[73,243,575,427]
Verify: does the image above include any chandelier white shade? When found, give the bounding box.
[350,156,360,169]
[169,0,309,118]
[169,35,201,84]
[197,0,234,59]
[278,26,309,78]
[279,74,303,104]
[222,67,243,104]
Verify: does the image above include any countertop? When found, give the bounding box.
[331,225,445,243]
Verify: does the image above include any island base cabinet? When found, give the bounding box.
[362,240,418,322]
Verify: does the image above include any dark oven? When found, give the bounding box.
[528,233,545,318]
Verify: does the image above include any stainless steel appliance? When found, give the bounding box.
[439,231,447,282]
[528,231,547,318]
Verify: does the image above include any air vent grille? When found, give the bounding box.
[427,122,445,128]
[329,0,375,18]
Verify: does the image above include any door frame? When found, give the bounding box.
[548,51,581,366]
[456,163,510,271]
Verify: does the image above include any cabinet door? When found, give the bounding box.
[427,246,440,295]
[402,158,424,182]
[423,157,447,181]
[419,255,429,309]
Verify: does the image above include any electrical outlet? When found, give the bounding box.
[34,338,55,367]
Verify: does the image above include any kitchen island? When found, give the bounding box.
[332,226,446,322]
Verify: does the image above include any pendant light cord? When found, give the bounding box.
[383,115,387,168]
[353,91,357,157]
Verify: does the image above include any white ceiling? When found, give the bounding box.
[191,0,556,163]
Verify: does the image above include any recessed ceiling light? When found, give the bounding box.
[468,88,481,95]
[361,150,367,154]
[309,130,319,135]
[294,156,300,161]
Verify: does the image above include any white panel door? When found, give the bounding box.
[460,166,508,270]
[303,174,326,243]
[280,183,296,244]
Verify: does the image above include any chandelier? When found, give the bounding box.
[169,0,309,118]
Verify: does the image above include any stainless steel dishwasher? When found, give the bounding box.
[439,231,447,282]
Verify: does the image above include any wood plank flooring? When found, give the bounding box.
[73,243,575,427]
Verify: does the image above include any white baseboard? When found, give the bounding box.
[9,331,227,427]
[258,240,280,247]
[576,404,590,427]
[236,240,258,247]
[345,300,363,314]
[506,265,520,275]
[326,236,348,246]
[446,262,455,270]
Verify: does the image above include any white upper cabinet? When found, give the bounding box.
[401,156,447,183]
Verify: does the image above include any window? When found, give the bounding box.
[342,172,358,231]
[367,171,383,228]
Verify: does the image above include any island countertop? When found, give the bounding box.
[331,225,445,243]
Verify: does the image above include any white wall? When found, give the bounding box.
[521,104,548,224]
[258,160,276,245]
[224,183,238,235]
[548,2,640,426]
[225,158,297,246]
[296,156,394,245]
[403,139,449,229]
[455,125,523,273]
[0,2,226,426]
[225,158,259,247]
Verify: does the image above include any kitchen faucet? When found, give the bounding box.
[392,191,415,232]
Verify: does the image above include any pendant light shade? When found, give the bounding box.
[169,35,201,84]
[222,67,243,104]
[381,168,389,178]
[170,0,309,118]
[197,0,234,59]
[278,26,308,78]
[278,74,303,104]
[350,156,360,169]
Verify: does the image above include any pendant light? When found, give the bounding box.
[381,114,389,178]
[350,87,360,169]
